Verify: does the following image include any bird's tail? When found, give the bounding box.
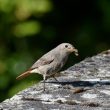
[16,71,31,80]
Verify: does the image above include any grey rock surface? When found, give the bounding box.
[0,50,110,110]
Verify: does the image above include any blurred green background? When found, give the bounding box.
[0,0,110,102]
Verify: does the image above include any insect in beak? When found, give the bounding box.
[71,48,78,56]
[74,49,78,56]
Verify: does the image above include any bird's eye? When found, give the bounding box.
[65,45,68,48]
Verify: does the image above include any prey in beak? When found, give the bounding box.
[74,48,78,56]
[70,47,78,56]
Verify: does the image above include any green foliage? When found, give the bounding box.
[14,21,41,37]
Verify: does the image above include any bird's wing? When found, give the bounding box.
[16,56,54,80]
[29,55,54,70]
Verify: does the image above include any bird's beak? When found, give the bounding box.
[71,48,78,56]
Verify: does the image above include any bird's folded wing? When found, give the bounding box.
[30,57,54,70]
[16,54,54,80]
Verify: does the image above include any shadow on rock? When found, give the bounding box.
[46,80,110,87]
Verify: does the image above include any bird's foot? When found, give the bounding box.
[53,76,59,82]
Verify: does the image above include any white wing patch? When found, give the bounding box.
[30,68,40,74]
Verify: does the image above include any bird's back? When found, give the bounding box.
[30,47,57,70]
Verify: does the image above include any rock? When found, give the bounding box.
[0,50,110,110]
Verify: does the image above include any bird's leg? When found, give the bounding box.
[53,76,59,82]
[52,75,59,82]
[43,75,46,91]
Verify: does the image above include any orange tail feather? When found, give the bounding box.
[16,71,31,80]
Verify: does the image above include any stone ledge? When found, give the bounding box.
[0,50,110,110]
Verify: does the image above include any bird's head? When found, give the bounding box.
[58,43,78,56]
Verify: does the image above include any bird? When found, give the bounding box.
[16,43,78,91]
